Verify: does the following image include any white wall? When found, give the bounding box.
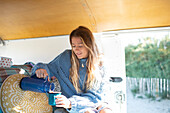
[0,34,102,65]
[0,35,71,64]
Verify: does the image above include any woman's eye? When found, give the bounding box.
[72,46,76,48]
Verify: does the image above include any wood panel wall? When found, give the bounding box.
[0,0,170,40]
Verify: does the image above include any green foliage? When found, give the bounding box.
[125,35,170,79]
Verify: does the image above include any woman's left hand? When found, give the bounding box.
[55,95,71,108]
[97,105,113,113]
[99,108,113,113]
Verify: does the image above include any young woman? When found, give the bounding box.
[32,26,112,113]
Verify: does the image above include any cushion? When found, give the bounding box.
[0,57,12,68]
[0,74,52,113]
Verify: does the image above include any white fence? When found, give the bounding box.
[126,77,170,98]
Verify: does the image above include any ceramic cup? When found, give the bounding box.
[48,91,61,106]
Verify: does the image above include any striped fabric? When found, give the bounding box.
[11,64,32,75]
[0,83,1,112]
[0,65,32,84]
[0,67,20,83]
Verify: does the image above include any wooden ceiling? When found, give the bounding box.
[0,0,170,40]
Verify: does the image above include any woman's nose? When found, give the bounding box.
[75,47,79,51]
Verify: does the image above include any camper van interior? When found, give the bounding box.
[0,0,170,113]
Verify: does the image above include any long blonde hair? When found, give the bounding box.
[69,26,102,93]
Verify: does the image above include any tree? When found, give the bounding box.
[125,35,170,79]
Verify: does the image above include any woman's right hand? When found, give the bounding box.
[35,69,48,79]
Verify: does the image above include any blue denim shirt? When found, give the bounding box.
[32,50,108,113]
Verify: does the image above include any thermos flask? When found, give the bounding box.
[20,75,55,93]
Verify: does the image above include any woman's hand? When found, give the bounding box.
[35,69,48,79]
[97,105,113,113]
[84,110,96,113]
[99,108,113,113]
[55,95,71,109]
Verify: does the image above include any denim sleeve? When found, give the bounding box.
[67,78,110,112]
[32,63,47,75]
[31,53,61,79]
[32,50,71,79]
[67,88,106,113]
[67,94,99,113]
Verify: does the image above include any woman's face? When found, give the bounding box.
[71,36,89,59]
